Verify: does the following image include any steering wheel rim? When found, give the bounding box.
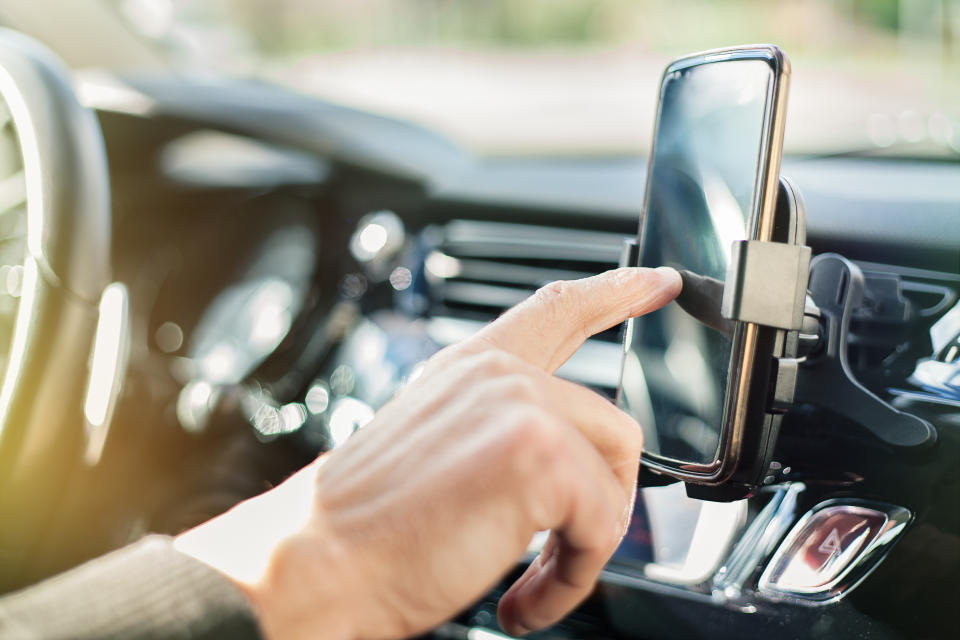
[0,29,112,589]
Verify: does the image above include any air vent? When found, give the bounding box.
[410,220,629,395]
[848,266,959,391]
[422,220,624,320]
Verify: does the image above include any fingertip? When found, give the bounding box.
[618,266,681,319]
[654,266,682,294]
[496,560,539,636]
[496,596,531,637]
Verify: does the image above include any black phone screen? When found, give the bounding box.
[618,58,774,467]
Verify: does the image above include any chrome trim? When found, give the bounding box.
[643,495,748,585]
[83,283,131,465]
[713,483,805,597]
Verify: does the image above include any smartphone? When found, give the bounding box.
[618,45,790,488]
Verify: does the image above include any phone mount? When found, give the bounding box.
[629,175,936,502]
[793,254,937,449]
[733,183,935,452]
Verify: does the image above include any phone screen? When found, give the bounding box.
[619,58,774,466]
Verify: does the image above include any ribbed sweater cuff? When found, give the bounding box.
[0,535,263,639]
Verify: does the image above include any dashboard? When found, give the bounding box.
[21,73,960,638]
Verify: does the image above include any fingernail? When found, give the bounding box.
[507,620,531,637]
[497,610,531,637]
[654,266,682,289]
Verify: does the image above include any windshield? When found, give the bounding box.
[22,1,960,157]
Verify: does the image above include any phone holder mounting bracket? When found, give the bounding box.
[793,253,937,450]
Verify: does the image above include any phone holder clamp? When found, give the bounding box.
[793,254,937,450]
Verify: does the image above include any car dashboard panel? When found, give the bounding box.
[87,77,960,640]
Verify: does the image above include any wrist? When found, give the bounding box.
[174,462,356,640]
[246,531,356,640]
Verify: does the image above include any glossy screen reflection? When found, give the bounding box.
[619,59,772,466]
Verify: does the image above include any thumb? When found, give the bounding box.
[473,266,682,373]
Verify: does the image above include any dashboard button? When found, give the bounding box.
[759,501,911,602]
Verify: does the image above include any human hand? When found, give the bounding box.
[175,266,681,639]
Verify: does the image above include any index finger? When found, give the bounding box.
[474,267,682,373]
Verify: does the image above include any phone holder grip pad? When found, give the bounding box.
[722,240,812,330]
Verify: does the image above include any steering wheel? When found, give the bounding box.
[0,29,119,590]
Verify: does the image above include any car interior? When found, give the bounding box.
[0,2,957,639]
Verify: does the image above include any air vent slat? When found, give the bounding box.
[440,281,531,310]
[454,257,592,288]
[443,220,624,263]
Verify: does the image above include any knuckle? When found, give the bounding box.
[423,343,480,378]
[433,351,483,385]
[532,280,577,318]
[471,349,516,376]
[584,504,626,559]
[532,279,588,339]
[502,373,539,403]
[508,407,551,445]
[536,279,572,301]
[506,408,562,466]
[471,374,534,414]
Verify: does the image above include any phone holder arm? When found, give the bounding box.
[793,254,937,450]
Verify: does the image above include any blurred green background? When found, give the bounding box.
[109,0,960,156]
[220,0,956,59]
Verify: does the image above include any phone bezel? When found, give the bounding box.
[628,44,790,484]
